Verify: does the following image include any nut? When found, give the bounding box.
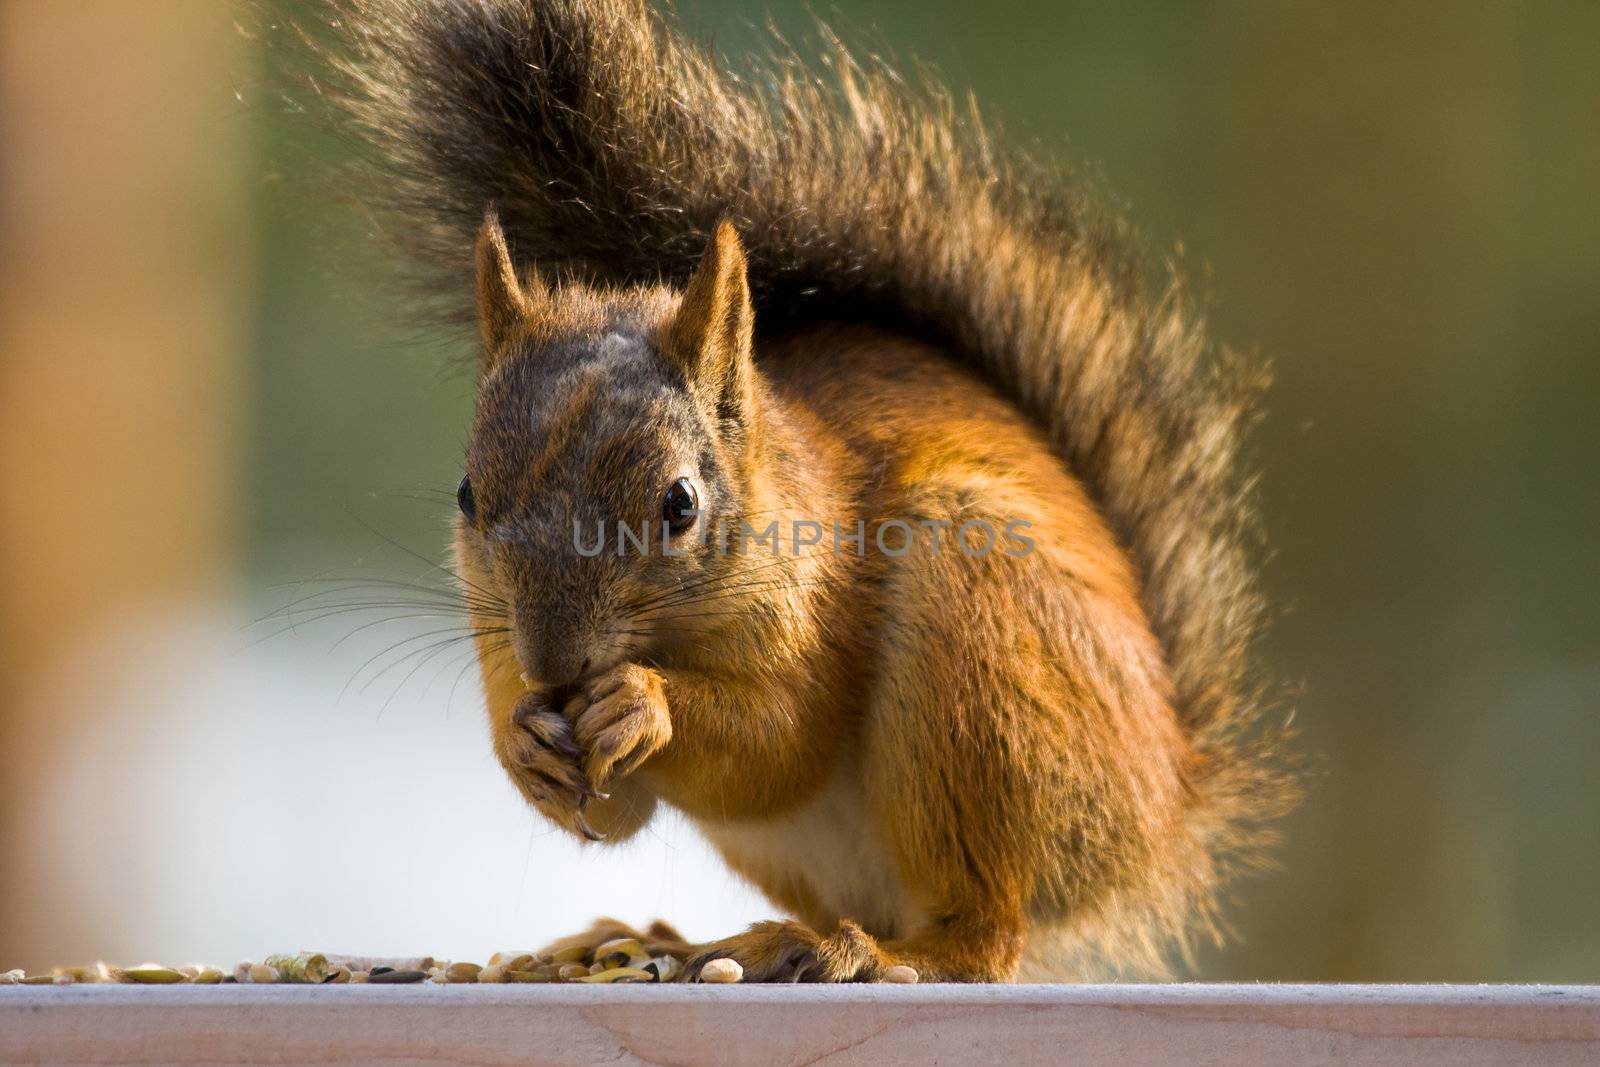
[881,965,919,984]
[698,958,743,984]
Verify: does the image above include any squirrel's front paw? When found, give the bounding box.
[495,692,605,841]
[561,663,672,791]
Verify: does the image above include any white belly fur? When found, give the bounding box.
[692,760,915,939]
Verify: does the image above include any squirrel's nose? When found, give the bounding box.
[514,630,591,689]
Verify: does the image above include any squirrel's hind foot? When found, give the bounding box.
[682,919,887,983]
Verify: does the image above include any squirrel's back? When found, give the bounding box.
[297,0,1294,963]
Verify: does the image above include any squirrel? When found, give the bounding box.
[301,0,1294,980]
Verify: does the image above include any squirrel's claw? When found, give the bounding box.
[573,810,606,843]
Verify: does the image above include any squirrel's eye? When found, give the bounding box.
[456,475,477,524]
[662,477,699,533]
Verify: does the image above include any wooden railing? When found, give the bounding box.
[4,983,1598,1065]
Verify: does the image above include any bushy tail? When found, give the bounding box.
[298,0,1292,952]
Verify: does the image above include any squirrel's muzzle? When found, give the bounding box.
[512,612,592,689]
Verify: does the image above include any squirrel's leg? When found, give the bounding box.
[537,917,693,964]
[853,484,1192,983]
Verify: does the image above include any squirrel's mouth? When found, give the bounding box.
[545,683,580,711]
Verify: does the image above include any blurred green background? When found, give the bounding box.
[2,1,1596,980]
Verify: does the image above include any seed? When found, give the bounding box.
[533,964,563,980]
[556,963,589,981]
[189,967,225,985]
[325,967,352,984]
[265,953,330,984]
[325,955,434,974]
[477,965,508,983]
[592,938,645,970]
[121,966,187,985]
[0,970,22,985]
[549,945,589,965]
[504,969,551,983]
[19,975,55,985]
[367,969,427,984]
[349,971,371,983]
[881,965,919,984]
[698,958,743,984]
[247,964,280,984]
[445,962,482,983]
[643,956,680,982]
[487,951,536,969]
[576,967,652,983]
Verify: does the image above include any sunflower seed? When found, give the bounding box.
[576,966,652,983]
[367,968,427,984]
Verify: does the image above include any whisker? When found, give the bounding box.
[378,627,505,714]
[340,625,507,703]
[343,510,502,605]
[625,552,811,613]
[632,571,855,618]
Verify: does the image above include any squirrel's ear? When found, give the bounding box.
[668,220,754,413]
[474,212,546,359]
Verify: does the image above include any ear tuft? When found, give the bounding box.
[475,211,534,356]
[668,220,754,405]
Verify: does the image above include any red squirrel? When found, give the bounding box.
[305,0,1293,980]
